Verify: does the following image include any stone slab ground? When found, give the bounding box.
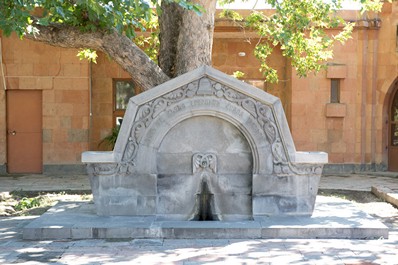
[23,195,388,240]
[371,185,398,208]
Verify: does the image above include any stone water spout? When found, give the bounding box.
[191,153,219,221]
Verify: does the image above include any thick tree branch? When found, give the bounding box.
[25,24,170,91]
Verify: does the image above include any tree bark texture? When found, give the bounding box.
[25,25,170,91]
[158,2,183,78]
[159,0,217,78]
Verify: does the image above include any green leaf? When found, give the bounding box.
[38,17,50,26]
[219,10,243,21]
[77,49,98,63]
[232,71,245,79]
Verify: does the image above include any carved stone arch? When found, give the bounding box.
[151,114,260,173]
[132,100,273,176]
[155,115,254,220]
[120,95,289,176]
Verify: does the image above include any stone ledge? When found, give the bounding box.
[23,196,388,240]
[325,103,346,118]
[326,65,347,79]
[371,186,398,208]
[81,151,115,163]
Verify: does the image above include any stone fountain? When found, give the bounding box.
[82,66,328,221]
[22,67,389,241]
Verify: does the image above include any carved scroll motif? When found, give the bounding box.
[193,153,217,174]
[121,80,200,163]
[274,163,324,176]
[121,77,289,172]
[88,162,135,177]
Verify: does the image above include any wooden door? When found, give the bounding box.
[389,86,398,171]
[6,90,43,173]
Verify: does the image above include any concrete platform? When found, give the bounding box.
[23,196,389,240]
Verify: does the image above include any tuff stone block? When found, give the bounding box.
[97,195,156,216]
[326,65,347,79]
[325,103,347,118]
[68,129,88,143]
[253,195,315,216]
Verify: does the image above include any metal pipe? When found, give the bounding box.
[88,61,93,150]
[0,38,7,91]
[371,26,379,168]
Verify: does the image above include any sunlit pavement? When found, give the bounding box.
[0,173,398,264]
[1,219,397,265]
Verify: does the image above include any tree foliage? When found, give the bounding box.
[220,0,384,82]
[0,0,387,84]
[0,0,201,38]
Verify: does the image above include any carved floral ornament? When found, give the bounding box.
[90,77,322,176]
[193,153,217,174]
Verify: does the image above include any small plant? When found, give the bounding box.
[232,71,245,79]
[1,191,92,216]
[99,126,120,149]
[14,197,42,211]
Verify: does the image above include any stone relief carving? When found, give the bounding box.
[88,162,134,176]
[117,77,322,175]
[193,153,217,174]
[122,82,199,165]
[274,162,323,176]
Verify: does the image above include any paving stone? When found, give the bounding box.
[21,195,388,241]
[1,173,398,264]
[130,239,164,247]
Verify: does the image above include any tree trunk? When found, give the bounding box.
[159,0,217,78]
[25,25,169,91]
[25,0,217,89]
[158,2,183,77]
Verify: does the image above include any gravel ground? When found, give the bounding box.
[0,191,92,217]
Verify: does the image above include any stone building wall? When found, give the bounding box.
[289,2,398,169]
[290,28,362,164]
[1,4,398,172]
[0,34,90,168]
